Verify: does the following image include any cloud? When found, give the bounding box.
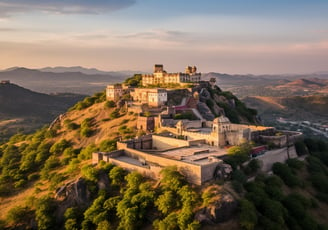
[0,27,17,31]
[113,29,194,48]
[0,0,136,17]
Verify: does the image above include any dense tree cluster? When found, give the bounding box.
[234,138,328,230]
[64,166,200,230]
[124,74,142,87]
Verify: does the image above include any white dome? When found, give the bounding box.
[213,116,230,124]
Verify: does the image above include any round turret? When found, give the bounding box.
[213,116,230,124]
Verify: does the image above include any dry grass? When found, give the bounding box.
[252,96,285,110]
[0,186,36,220]
[0,102,138,221]
[54,102,138,148]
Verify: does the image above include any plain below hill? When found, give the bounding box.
[203,73,328,97]
[0,82,86,141]
[242,95,328,122]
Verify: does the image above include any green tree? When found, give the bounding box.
[272,162,301,187]
[124,74,142,87]
[6,205,33,228]
[109,166,126,187]
[81,165,98,183]
[155,190,176,215]
[99,139,116,152]
[239,199,258,230]
[97,220,112,230]
[35,196,57,230]
[79,144,98,160]
[50,139,71,155]
[153,213,178,230]
[160,166,186,192]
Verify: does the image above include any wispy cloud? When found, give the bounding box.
[0,0,136,17]
[0,27,17,31]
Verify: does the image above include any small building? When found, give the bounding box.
[106,84,123,101]
[130,88,167,107]
[137,116,155,132]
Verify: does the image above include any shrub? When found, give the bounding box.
[66,122,80,130]
[244,159,260,175]
[232,170,247,184]
[272,162,301,187]
[286,158,304,170]
[239,199,258,230]
[105,100,116,108]
[80,127,93,137]
[99,140,116,152]
[81,165,98,183]
[109,109,120,119]
[35,196,57,230]
[79,144,98,160]
[50,139,71,155]
[7,206,33,227]
[294,141,309,156]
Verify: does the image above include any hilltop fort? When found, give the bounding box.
[95,64,302,185]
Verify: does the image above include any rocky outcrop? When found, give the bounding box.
[54,177,93,225]
[54,173,111,225]
[55,177,91,205]
[195,186,238,224]
[197,102,215,120]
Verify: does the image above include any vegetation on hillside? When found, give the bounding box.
[243,95,328,123]
[204,86,258,123]
[124,74,142,87]
[0,83,85,144]
[232,138,328,230]
[1,80,328,230]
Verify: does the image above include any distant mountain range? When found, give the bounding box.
[0,67,129,95]
[0,82,86,141]
[202,72,328,89]
[243,95,328,123]
[0,66,328,97]
[0,82,84,118]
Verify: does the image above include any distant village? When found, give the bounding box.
[277,117,328,138]
[93,64,303,185]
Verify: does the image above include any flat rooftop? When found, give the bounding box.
[186,127,212,133]
[160,145,227,165]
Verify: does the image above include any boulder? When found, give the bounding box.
[55,177,92,224]
[195,188,238,224]
[55,177,91,206]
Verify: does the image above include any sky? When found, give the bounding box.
[0,0,328,74]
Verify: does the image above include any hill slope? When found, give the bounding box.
[243,95,328,122]
[0,83,328,229]
[0,83,85,141]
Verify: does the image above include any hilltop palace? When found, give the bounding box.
[142,64,201,86]
[95,64,302,185]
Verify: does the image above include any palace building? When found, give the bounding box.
[142,64,201,86]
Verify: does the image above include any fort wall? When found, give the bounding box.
[152,135,189,149]
[115,142,208,184]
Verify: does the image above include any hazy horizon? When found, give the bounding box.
[1,0,328,74]
[1,65,328,76]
